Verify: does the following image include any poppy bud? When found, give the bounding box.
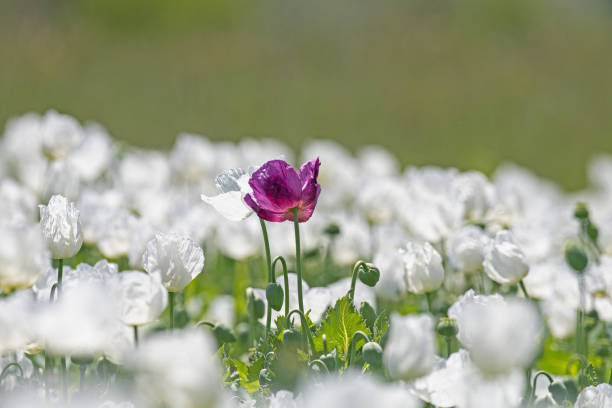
[282,329,302,347]
[266,282,284,311]
[320,352,336,371]
[548,381,568,405]
[564,239,588,273]
[359,263,380,287]
[436,317,458,338]
[586,221,599,242]
[594,338,611,358]
[323,223,341,236]
[574,202,589,220]
[362,341,383,368]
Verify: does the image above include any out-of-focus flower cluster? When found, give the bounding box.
[1,110,612,408]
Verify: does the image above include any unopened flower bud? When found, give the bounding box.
[574,202,589,220]
[586,221,599,242]
[436,317,458,338]
[282,329,301,347]
[266,282,284,311]
[213,324,237,344]
[323,223,341,236]
[359,263,380,287]
[565,239,588,273]
[362,341,383,368]
[548,382,568,405]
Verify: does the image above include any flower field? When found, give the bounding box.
[1,110,612,407]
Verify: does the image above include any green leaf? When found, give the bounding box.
[372,311,389,344]
[313,295,370,359]
[359,301,377,331]
[585,363,601,386]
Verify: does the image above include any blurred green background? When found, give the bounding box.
[2,0,612,189]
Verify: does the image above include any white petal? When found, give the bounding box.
[201,191,252,221]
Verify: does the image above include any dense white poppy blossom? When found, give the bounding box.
[483,230,528,285]
[0,291,40,354]
[142,232,204,292]
[401,241,445,294]
[201,167,254,221]
[300,374,421,408]
[451,170,497,221]
[127,329,225,408]
[0,222,50,293]
[170,133,217,183]
[450,291,541,375]
[113,270,168,327]
[384,313,436,380]
[39,194,84,259]
[67,123,116,181]
[446,226,490,273]
[33,259,118,302]
[0,179,37,224]
[575,383,612,408]
[215,217,261,260]
[40,110,84,160]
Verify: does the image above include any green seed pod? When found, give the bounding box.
[362,341,383,368]
[574,202,589,220]
[562,378,578,403]
[324,223,341,236]
[282,329,302,347]
[586,221,599,242]
[235,322,250,344]
[564,239,588,273]
[248,295,266,319]
[71,355,94,365]
[266,282,284,312]
[584,310,599,332]
[437,317,458,338]
[359,263,380,287]
[213,324,237,344]
[548,381,568,405]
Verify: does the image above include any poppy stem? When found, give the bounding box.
[272,256,290,318]
[133,326,139,347]
[169,292,175,331]
[349,260,367,302]
[518,279,531,300]
[259,218,274,340]
[346,330,371,368]
[292,209,305,315]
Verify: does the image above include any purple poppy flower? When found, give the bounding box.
[244,158,321,223]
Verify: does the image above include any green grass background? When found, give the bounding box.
[3,0,612,189]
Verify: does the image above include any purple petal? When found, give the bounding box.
[298,184,321,222]
[299,157,321,203]
[244,194,293,222]
[248,160,302,212]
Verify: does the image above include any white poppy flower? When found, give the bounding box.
[269,390,301,408]
[0,291,40,354]
[446,226,490,273]
[0,352,34,392]
[401,241,445,294]
[142,232,204,292]
[300,373,420,408]
[67,123,116,182]
[170,133,217,183]
[384,313,436,380]
[127,329,224,408]
[372,249,407,300]
[0,179,37,224]
[450,291,541,375]
[39,195,83,259]
[206,295,235,328]
[575,383,612,408]
[40,110,84,160]
[451,170,497,221]
[0,222,50,293]
[483,230,528,285]
[201,167,254,221]
[43,159,80,202]
[215,217,261,260]
[113,270,168,327]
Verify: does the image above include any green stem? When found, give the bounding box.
[60,356,67,401]
[292,209,305,315]
[259,218,274,339]
[51,259,64,302]
[346,330,371,368]
[287,309,315,355]
[196,320,216,328]
[133,326,139,347]
[425,292,433,314]
[248,289,256,346]
[349,260,367,302]
[79,364,86,392]
[530,371,554,402]
[169,292,175,331]
[445,336,452,358]
[310,359,330,374]
[518,279,531,300]
[272,256,290,318]
[0,362,23,382]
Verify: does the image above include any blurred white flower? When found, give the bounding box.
[128,218,157,269]
[384,313,436,380]
[269,390,301,408]
[170,133,217,183]
[127,329,224,408]
[575,383,612,408]
[95,209,137,259]
[586,255,612,322]
[0,179,37,224]
[446,226,489,273]
[300,373,420,408]
[142,232,204,292]
[0,352,34,392]
[112,270,167,327]
[67,123,116,182]
[357,145,399,178]
[215,217,261,260]
[0,291,40,354]
[201,167,254,221]
[401,241,445,295]
[40,110,84,160]
[483,230,528,285]
[0,222,50,293]
[43,159,80,202]
[39,194,83,259]
[449,291,541,375]
[372,249,406,300]
[206,295,236,328]
[33,259,118,302]
[451,170,497,221]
